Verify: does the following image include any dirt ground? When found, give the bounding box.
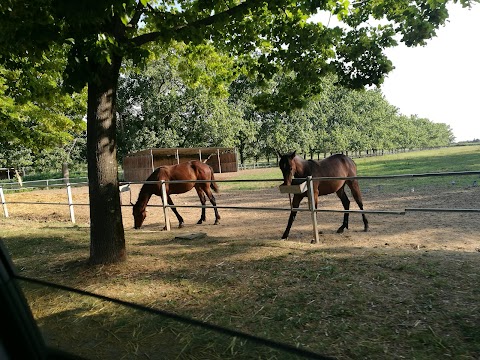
[3,170,480,253]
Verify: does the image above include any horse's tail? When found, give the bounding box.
[210,168,219,193]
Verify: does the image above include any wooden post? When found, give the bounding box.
[161,180,171,231]
[66,183,75,223]
[0,187,8,218]
[176,149,180,164]
[306,176,319,244]
[150,149,154,172]
[217,149,222,173]
[235,148,239,171]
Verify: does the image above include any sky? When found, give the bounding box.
[381,3,480,142]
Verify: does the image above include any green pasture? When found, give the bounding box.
[222,145,480,192]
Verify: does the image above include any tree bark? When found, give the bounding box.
[86,57,126,264]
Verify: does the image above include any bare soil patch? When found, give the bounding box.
[4,173,479,252]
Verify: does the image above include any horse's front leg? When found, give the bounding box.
[282,194,303,239]
[166,195,184,228]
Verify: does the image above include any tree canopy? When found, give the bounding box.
[0,0,477,264]
[0,53,86,168]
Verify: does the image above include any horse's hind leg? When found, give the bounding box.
[336,186,350,233]
[195,187,207,224]
[348,180,369,232]
[204,186,220,225]
[167,195,185,228]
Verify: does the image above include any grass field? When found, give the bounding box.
[220,145,480,192]
[1,145,480,359]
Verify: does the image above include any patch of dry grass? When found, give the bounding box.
[1,216,479,359]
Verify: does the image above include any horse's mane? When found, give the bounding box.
[136,167,164,204]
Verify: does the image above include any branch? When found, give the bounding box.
[129,1,147,28]
[131,0,265,47]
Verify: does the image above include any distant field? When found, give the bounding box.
[354,145,480,175]
[221,145,480,192]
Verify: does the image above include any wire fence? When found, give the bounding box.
[1,171,480,238]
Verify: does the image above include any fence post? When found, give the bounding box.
[66,183,75,224]
[161,180,171,231]
[306,176,319,244]
[0,187,8,218]
[217,148,222,173]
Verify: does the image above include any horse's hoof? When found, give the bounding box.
[337,228,344,234]
[310,239,317,244]
[197,220,203,225]
[214,221,220,225]
[179,223,185,228]
[162,226,167,231]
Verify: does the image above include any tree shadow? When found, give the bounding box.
[18,244,480,360]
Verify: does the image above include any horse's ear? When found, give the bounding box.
[290,151,296,159]
[276,150,282,157]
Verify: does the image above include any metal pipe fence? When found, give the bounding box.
[1,171,479,241]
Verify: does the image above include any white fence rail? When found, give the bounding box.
[0,177,88,191]
[1,171,480,243]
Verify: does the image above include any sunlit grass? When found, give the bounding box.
[223,145,480,192]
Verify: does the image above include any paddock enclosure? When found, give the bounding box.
[2,169,479,252]
[123,147,238,182]
[1,167,480,359]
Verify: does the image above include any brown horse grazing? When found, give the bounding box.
[279,151,368,239]
[132,161,221,229]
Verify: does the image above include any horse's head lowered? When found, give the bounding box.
[278,151,297,186]
[132,202,147,229]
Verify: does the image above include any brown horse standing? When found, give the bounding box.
[279,151,368,239]
[132,161,220,229]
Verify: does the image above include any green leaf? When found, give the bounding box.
[120,13,130,25]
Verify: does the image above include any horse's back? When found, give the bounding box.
[314,154,357,177]
[161,161,216,194]
[192,160,216,178]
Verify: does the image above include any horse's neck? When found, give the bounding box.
[294,157,312,177]
[135,187,152,210]
[135,169,163,209]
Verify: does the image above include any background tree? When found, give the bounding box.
[1,0,475,264]
[0,56,86,179]
[117,49,242,159]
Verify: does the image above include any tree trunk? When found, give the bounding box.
[87,58,126,264]
[239,142,246,165]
